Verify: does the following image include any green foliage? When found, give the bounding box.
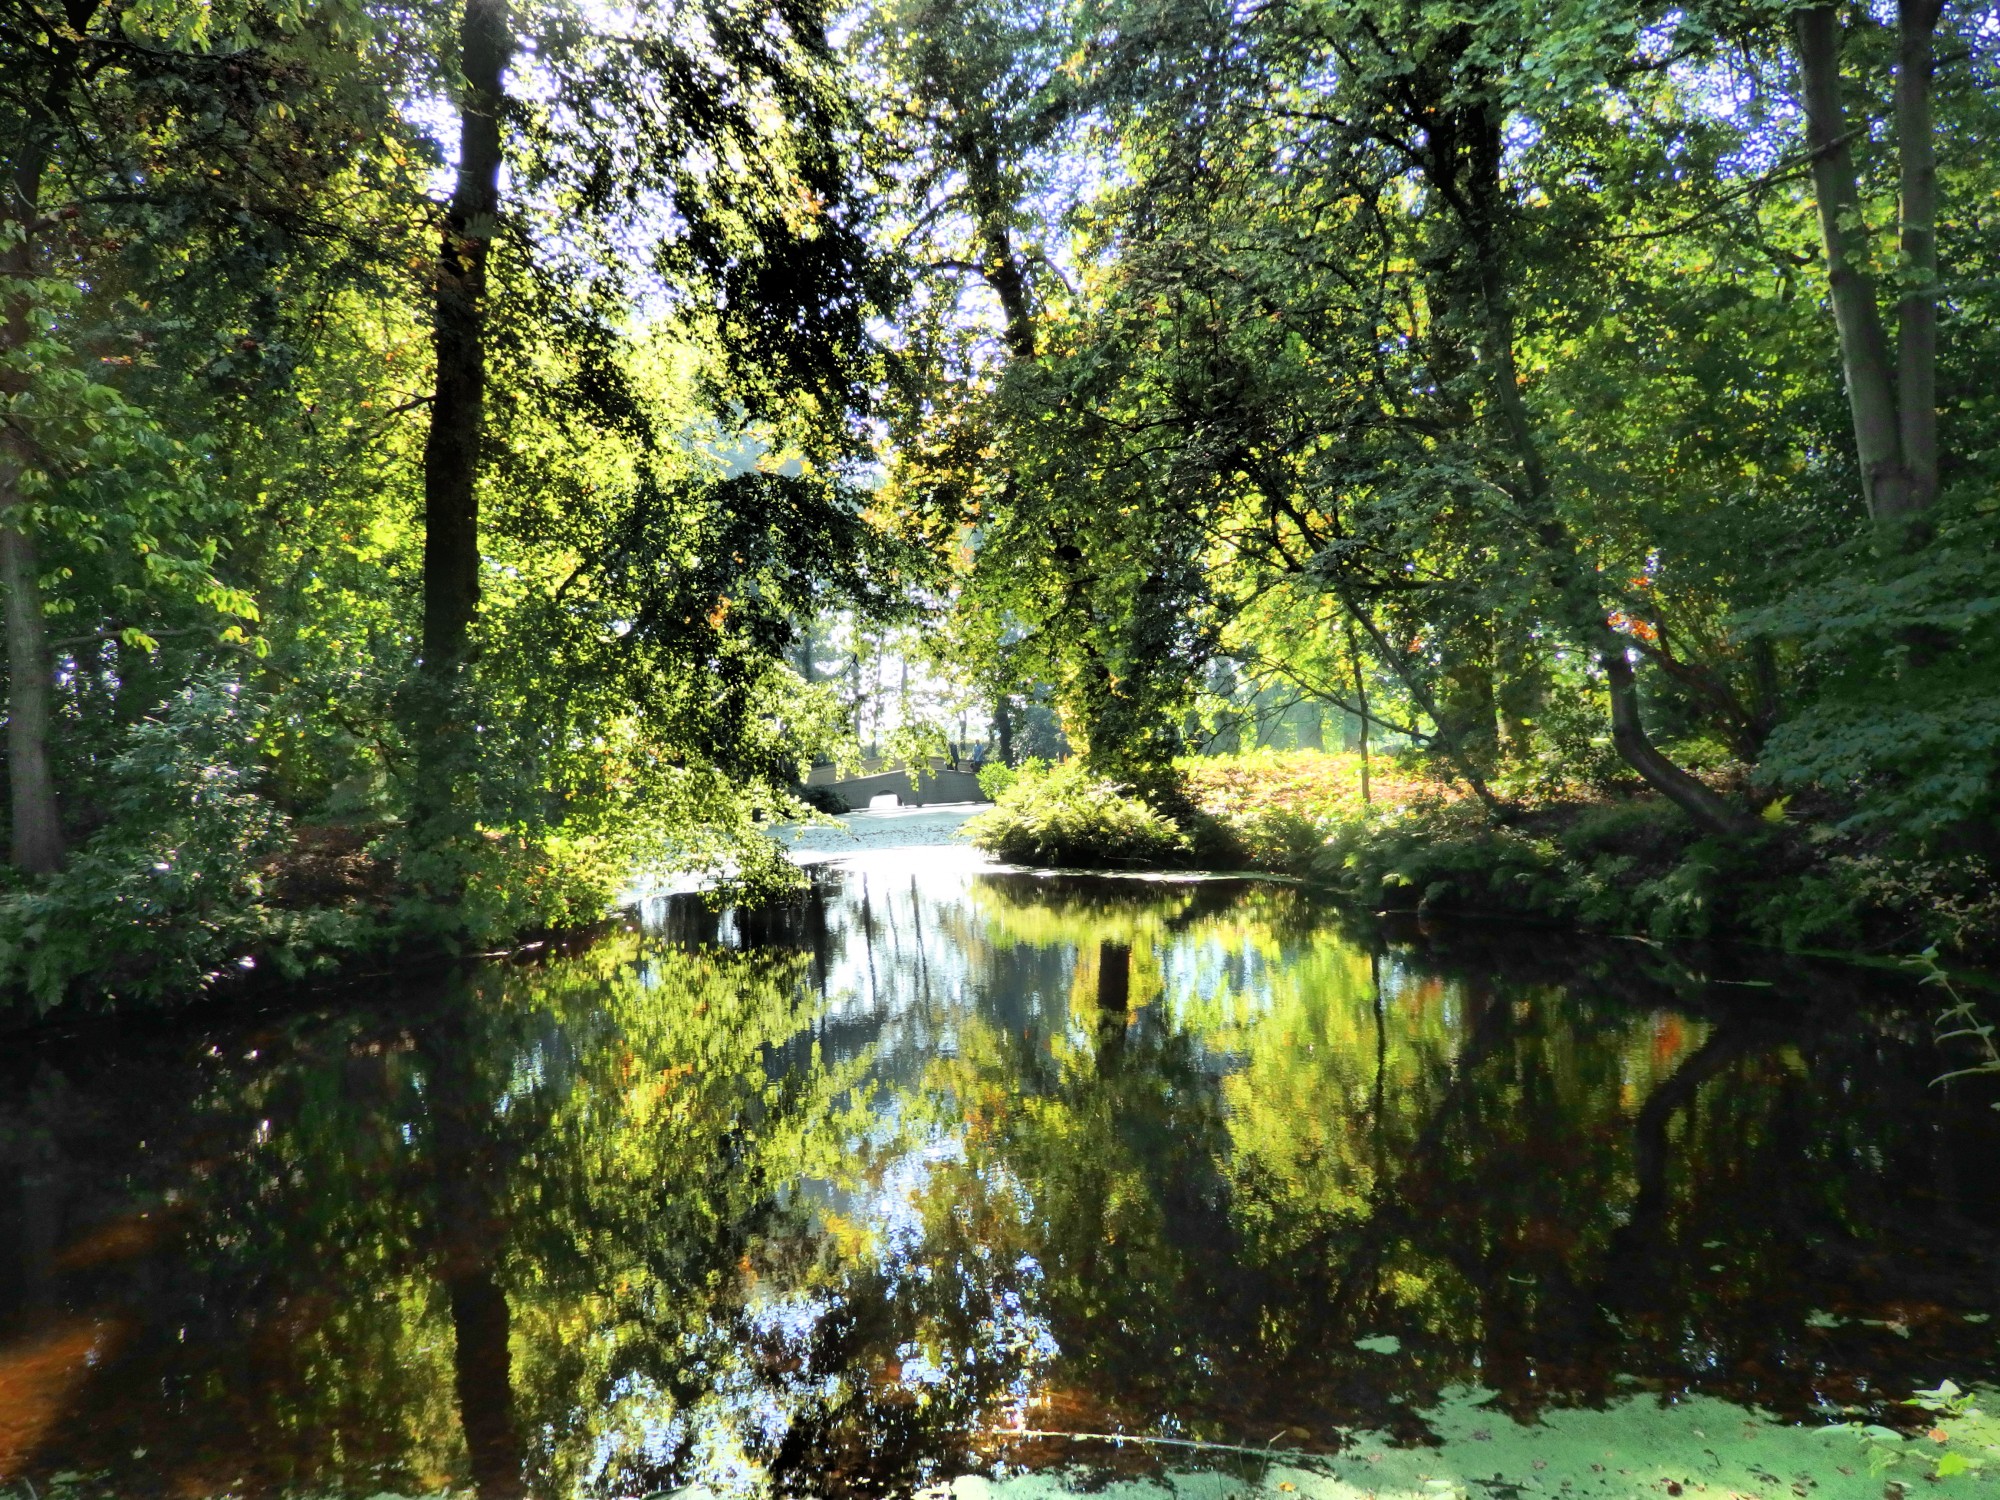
[1742,501,2000,839]
[0,675,366,1009]
[964,758,1193,868]
[1922,948,2000,1093]
[6,0,2000,1007]
[976,755,1044,802]
[1288,792,1998,956]
[1853,1382,1994,1483]
[869,0,2000,951]
[0,0,908,1010]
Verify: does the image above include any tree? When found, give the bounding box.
[1,0,402,874]
[1793,0,1942,524]
[420,0,510,678]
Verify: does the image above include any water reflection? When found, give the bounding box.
[1,861,1995,1498]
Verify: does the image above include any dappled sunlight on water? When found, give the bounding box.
[1,863,1995,1497]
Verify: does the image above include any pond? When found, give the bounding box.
[1,850,1996,1500]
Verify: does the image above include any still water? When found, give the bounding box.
[1,852,1995,1498]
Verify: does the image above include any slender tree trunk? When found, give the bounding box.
[0,523,61,873]
[1,139,65,873]
[1894,0,1942,514]
[994,693,1015,765]
[422,0,512,673]
[410,0,511,857]
[1604,650,1753,835]
[1345,618,1371,806]
[1794,4,1936,523]
[1342,591,1498,814]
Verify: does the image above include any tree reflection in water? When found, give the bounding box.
[0,864,1994,1498]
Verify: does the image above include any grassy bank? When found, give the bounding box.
[968,751,2000,964]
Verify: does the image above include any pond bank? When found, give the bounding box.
[969,755,2000,968]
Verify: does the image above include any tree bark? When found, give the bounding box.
[0,520,61,874]
[958,136,1037,363]
[1894,0,1942,514]
[1344,617,1371,805]
[422,0,512,673]
[1604,650,1755,836]
[1794,6,1920,522]
[1,138,65,873]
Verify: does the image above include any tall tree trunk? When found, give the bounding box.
[1794,6,1904,520]
[1894,0,1942,514]
[411,0,511,854]
[1794,3,1941,523]
[1344,617,1371,805]
[0,523,61,874]
[1,139,65,873]
[959,137,1037,363]
[422,0,512,674]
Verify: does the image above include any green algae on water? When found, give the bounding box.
[930,1387,2000,1499]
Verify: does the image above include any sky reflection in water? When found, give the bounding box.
[0,858,1995,1498]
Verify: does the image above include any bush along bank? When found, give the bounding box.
[0,680,826,1016]
[965,753,2000,964]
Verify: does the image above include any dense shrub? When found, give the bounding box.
[1145,751,1997,957]
[965,759,1192,868]
[976,756,1045,803]
[0,678,369,1010]
[793,783,852,815]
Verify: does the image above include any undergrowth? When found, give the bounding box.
[965,759,1194,868]
[968,750,2000,961]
